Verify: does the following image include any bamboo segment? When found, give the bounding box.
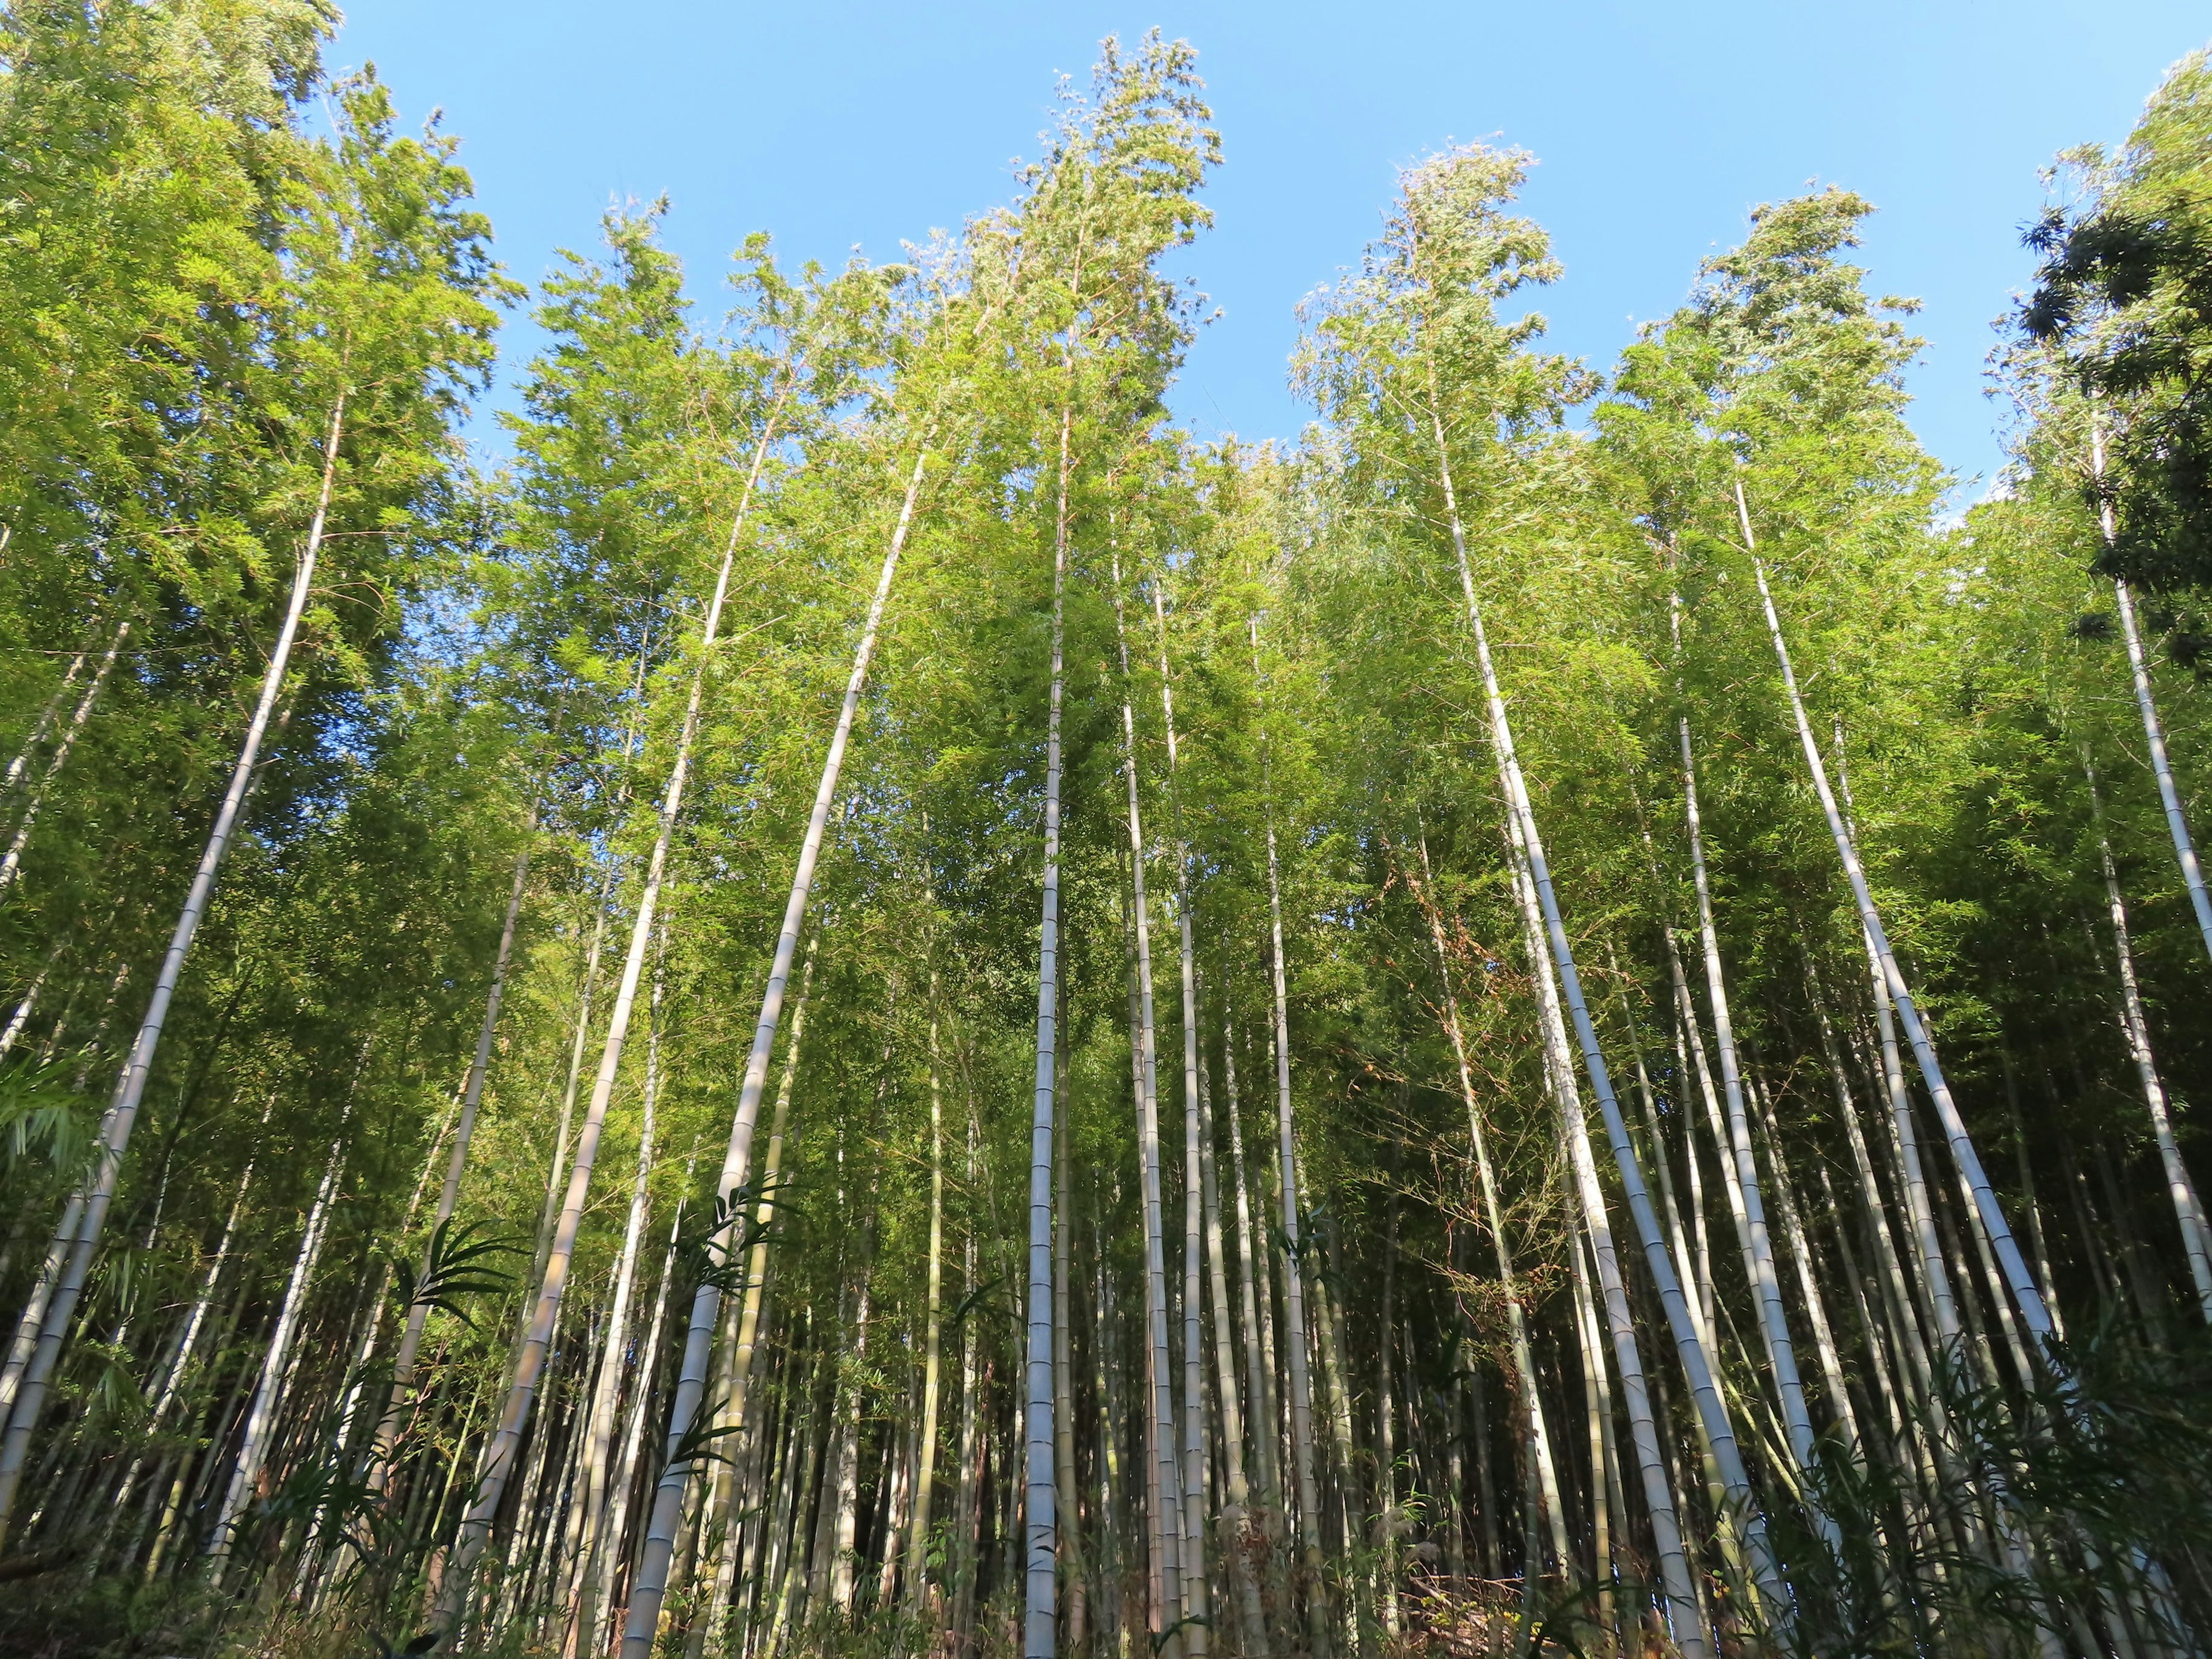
[0,391,349,1543]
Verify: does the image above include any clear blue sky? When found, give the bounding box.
[335,1,2206,497]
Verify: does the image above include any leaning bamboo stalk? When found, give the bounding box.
[206,1099,354,1579]
[108,1093,278,1546]
[1566,1221,1615,1632]
[1151,577,1211,1656]
[2,632,90,796]
[1503,810,1701,1642]
[1741,486,2055,1349]
[2092,418,2212,969]
[1605,952,1711,1362]
[1115,552,1187,1653]
[1676,710,1829,1513]
[619,442,929,1657]
[1406,832,1568,1584]
[2085,752,2212,1320]
[1252,609,1330,1659]
[0,941,55,1056]
[1437,414,1764,1635]
[1748,1077,1859,1448]
[702,934,817,1653]
[0,388,347,1543]
[571,931,669,1657]
[1805,965,1940,1407]
[370,815,536,1484]
[1018,399,1074,1659]
[532,869,620,1305]
[599,1172,689,1639]
[0,618,130,893]
[445,414,789,1622]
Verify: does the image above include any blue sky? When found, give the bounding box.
[335,1,2206,498]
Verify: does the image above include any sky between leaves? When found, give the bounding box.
[332,0,2205,503]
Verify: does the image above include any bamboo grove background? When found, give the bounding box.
[3,7,2212,1658]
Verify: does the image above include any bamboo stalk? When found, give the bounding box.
[0,389,348,1543]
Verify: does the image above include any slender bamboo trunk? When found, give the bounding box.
[1116,555,1184,1654]
[602,1180,686,1637]
[0,618,129,892]
[1675,711,1830,1516]
[1806,967,1940,1406]
[1252,612,1329,1659]
[1096,1225,1131,1659]
[1608,956,1711,1367]
[0,938,57,1056]
[206,1097,353,1579]
[1301,1205,1359,1645]
[0,393,347,1548]
[573,930,668,1657]
[1148,581,1211,1657]
[2092,419,2212,969]
[1199,1039,1267,1652]
[1749,1077,1859,1448]
[953,1109,984,1643]
[1056,1029,1088,1649]
[373,816,536,1485]
[448,422,787,1624]
[106,1093,278,1572]
[830,1061,889,1616]
[878,1412,916,1609]
[1378,1145,1403,1638]
[2086,751,2212,1319]
[1,1180,96,1419]
[145,1278,252,1582]
[1221,1026,1279,1514]
[702,935,817,1654]
[1439,415,1753,1642]
[1505,816,1685,1631]
[1018,403,1074,1659]
[2002,1060,2067,1344]
[536,869,620,1299]
[906,963,946,1611]
[0,389,347,1543]
[1407,835,1567,1592]
[2,631,90,796]
[1565,1224,1613,1635]
[623,442,929,1657]
[1745,525,2054,1354]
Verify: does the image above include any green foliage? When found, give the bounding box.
[389,1218,519,1327]
[5,21,2212,1659]
[2025,47,2212,591]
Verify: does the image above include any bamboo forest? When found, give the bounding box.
[9,7,2212,1658]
